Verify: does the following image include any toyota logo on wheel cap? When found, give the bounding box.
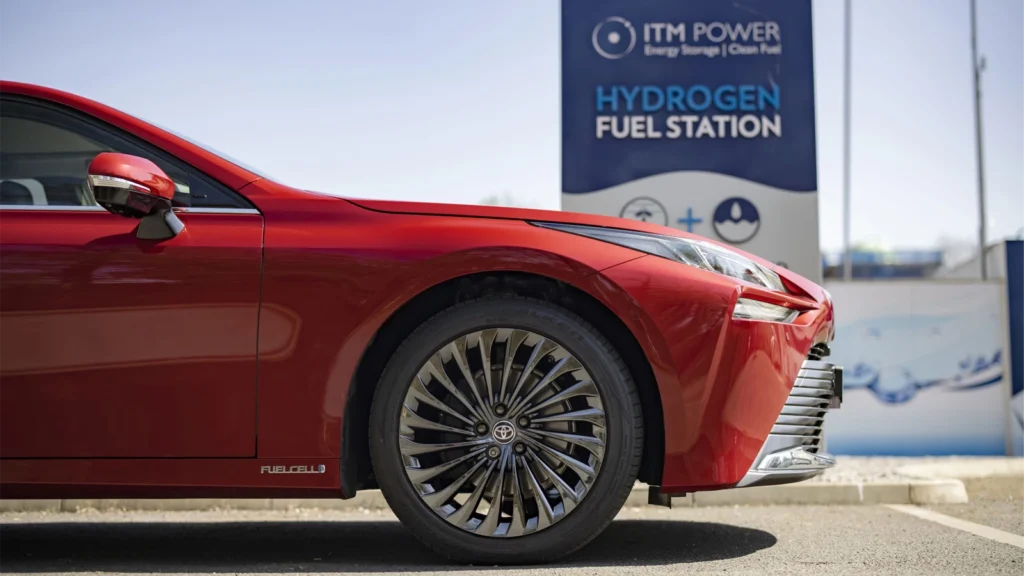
[492,421,516,444]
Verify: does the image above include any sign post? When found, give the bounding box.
[561,0,821,280]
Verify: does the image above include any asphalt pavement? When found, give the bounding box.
[1,478,1021,576]
[926,475,1024,536]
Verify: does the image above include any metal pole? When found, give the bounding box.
[970,0,988,279]
[842,0,853,280]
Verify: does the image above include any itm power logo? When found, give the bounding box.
[592,17,782,60]
[592,17,636,59]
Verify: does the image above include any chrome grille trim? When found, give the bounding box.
[735,349,841,488]
[775,414,822,426]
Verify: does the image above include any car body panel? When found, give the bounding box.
[249,179,646,458]
[0,210,263,458]
[0,81,835,499]
[0,458,340,499]
[348,197,789,273]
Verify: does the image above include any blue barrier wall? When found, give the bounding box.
[1007,240,1023,455]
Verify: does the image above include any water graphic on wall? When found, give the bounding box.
[824,283,1006,456]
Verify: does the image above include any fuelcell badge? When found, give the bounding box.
[260,465,326,474]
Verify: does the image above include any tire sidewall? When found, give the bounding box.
[369,297,641,563]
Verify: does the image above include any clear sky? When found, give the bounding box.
[1,0,1020,252]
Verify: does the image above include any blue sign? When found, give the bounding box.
[561,0,818,194]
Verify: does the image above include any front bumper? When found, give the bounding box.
[595,254,838,491]
[736,358,843,488]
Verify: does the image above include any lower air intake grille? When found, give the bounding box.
[770,360,835,454]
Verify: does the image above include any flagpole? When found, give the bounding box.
[842,0,853,281]
[970,0,988,279]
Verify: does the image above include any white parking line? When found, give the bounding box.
[886,504,1024,549]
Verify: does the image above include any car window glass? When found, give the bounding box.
[0,99,249,209]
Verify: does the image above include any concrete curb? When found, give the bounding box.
[0,479,968,513]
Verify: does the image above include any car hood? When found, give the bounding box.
[343,197,826,301]
[347,197,700,238]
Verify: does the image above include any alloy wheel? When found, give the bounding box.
[398,328,607,537]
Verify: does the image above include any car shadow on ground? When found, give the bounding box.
[0,518,776,572]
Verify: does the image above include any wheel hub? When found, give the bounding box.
[490,420,516,444]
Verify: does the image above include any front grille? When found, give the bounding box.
[771,361,835,453]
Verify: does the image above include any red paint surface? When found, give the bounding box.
[88,152,175,201]
[0,81,834,498]
[0,211,263,458]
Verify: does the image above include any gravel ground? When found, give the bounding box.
[806,456,1010,483]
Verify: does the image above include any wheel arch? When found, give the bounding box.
[341,271,665,496]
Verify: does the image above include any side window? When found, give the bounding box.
[0,98,249,209]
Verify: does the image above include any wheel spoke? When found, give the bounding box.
[505,338,557,409]
[530,407,606,426]
[523,379,599,415]
[445,460,496,527]
[529,446,580,513]
[524,459,556,530]
[399,436,491,456]
[524,428,604,449]
[422,457,488,509]
[521,435,597,481]
[509,356,582,417]
[477,330,498,404]
[447,338,489,418]
[408,375,476,427]
[405,446,487,484]
[401,405,475,436]
[476,451,508,536]
[507,455,528,537]
[498,330,528,403]
[423,357,484,421]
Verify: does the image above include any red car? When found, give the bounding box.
[0,81,840,563]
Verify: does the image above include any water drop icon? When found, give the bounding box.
[731,201,742,221]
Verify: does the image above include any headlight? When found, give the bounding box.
[534,222,786,292]
[732,298,799,322]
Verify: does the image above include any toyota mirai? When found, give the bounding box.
[0,81,841,564]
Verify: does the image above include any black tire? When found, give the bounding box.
[368,295,643,564]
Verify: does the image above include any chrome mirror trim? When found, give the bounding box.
[87,174,152,195]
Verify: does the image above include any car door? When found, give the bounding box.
[0,97,263,458]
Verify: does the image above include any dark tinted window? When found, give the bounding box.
[0,98,250,209]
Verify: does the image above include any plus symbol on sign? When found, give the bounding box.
[677,208,703,232]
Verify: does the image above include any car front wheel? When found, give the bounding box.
[369,296,643,564]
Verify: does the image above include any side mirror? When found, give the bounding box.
[87,153,184,240]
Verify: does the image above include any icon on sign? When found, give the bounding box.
[676,208,703,232]
[592,17,636,59]
[620,197,668,226]
[712,197,760,244]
